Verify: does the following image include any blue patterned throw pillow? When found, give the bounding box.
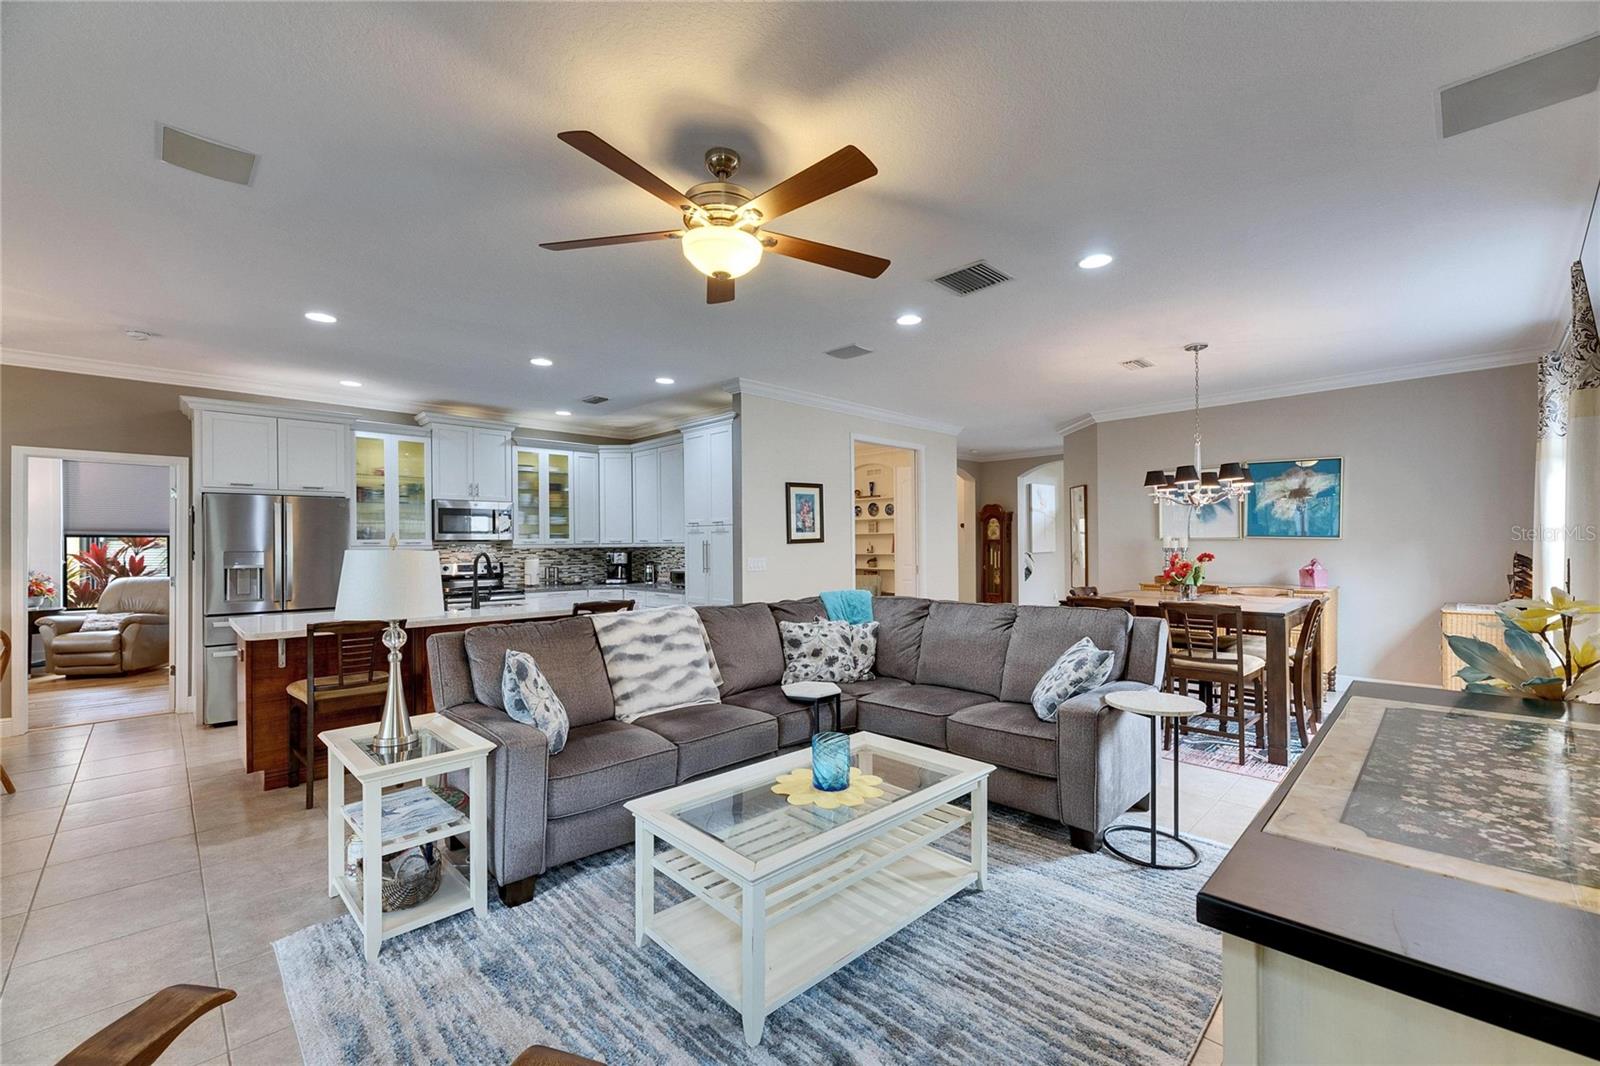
[1031,637,1115,722]
[779,619,878,684]
[501,649,569,755]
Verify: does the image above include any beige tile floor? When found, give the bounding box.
[1,712,1268,1064]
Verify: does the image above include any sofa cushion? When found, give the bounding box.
[724,684,861,747]
[915,602,1017,697]
[779,619,878,684]
[590,607,721,723]
[769,597,826,626]
[464,617,615,728]
[501,650,570,755]
[48,631,122,653]
[546,720,677,818]
[633,704,780,781]
[697,604,784,697]
[870,596,930,682]
[839,676,910,702]
[1030,637,1116,722]
[947,701,1057,777]
[856,684,992,747]
[1000,606,1132,702]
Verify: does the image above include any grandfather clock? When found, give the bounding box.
[978,504,1013,603]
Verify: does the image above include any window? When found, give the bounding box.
[63,535,170,609]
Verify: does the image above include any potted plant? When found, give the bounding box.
[1447,586,1600,703]
[1157,550,1215,600]
[26,570,56,608]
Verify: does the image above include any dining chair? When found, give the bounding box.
[1162,602,1266,764]
[286,620,389,810]
[1241,596,1325,744]
[1066,586,1098,597]
[1062,595,1134,611]
[572,600,635,615]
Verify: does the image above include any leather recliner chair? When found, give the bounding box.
[40,576,170,677]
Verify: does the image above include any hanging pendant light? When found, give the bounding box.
[1142,343,1252,506]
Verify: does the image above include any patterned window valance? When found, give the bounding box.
[1538,260,1600,439]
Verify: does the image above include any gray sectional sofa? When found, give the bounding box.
[428,596,1168,904]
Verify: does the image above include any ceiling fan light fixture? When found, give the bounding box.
[681,224,762,280]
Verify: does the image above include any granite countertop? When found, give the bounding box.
[228,602,569,641]
[522,582,687,594]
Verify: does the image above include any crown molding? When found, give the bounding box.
[958,446,1064,463]
[1087,346,1542,424]
[726,378,963,437]
[1055,414,1097,438]
[0,346,728,442]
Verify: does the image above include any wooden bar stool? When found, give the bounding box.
[571,599,634,615]
[286,620,388,809]
[1162,602,1266,764]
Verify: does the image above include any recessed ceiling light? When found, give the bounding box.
[1077,253,1114,270]
[339,380,363,388]
[529,357,554,367]
[655,376,675,385]
[554,409,572,417]
[896,313,922,326]
[304,311,338,324]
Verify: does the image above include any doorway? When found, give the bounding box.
[957,469,977,601]
[852,440,920,596]
[1016,460,1064,605]
[8,447,189,735]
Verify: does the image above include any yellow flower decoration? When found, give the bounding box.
[771,766,885,809]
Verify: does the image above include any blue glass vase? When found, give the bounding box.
[810,731,851,792]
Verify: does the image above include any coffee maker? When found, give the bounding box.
[604,549,631,584]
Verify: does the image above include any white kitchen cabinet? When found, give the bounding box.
[632,448,661,544]
[599,448,633,544]
[683,428,711,528]
[709,526,735,603]
[513,447,575,544]
[708,420,734,526]
[659,442,684,544]
[353,431,430,545]
[201,411,280,489]
[278,418,349,493]
[472,428,512,500]
[572,451,600,544]
[685,531,710,604]
[425,421,512,500]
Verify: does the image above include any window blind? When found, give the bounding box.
[62,461,171,535]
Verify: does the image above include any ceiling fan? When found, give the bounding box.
[540,131,890,304]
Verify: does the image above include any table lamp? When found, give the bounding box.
[335,543,444,753]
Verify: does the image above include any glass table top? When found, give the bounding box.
[357,728,458,765]
[671,746,959,862]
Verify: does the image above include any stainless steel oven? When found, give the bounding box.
[432,499,512,542]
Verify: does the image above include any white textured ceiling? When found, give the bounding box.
[3,2,1597,451]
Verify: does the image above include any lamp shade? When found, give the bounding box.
[1173,465,1200,486]
[681,224,762,279]
[1199,469,1222,488]
[335,548,444,622]
[1143,469,1170,488]
[1217,462,1245,482]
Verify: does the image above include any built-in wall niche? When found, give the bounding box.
[853,443,918,596]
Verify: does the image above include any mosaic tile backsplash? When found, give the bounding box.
[437,544,686,588]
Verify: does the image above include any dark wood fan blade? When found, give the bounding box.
[762,232,890,278]
[539,230,682,251]
[745,146,877,223]
[556,131,692,212]
[707,276,735,304]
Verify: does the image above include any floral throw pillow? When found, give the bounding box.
[1030,637,1115,722]
[501,649,569,755]
[780,619,879,684]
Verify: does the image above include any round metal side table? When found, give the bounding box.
[781,681,843,735]
[1101,689,1206,870]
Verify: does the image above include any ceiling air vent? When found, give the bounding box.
[1120,358,1156,370]
[159,125,257,185]
[825,344,874,360]
[931,261,1011,296]
[580,395,609,405]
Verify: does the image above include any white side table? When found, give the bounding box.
[321,713,493,960]
[1101,689,1206,870]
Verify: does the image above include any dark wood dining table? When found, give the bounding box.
[1102,589,1312,766]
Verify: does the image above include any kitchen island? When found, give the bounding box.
[230,602,571,789]
[1198,681,1599,1064]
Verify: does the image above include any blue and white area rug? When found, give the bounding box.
[276,810,1225,1065]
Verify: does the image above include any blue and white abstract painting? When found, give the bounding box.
[1246,457,1343,538]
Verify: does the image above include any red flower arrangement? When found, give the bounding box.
[1157,550,1217,592]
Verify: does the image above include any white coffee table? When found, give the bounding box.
[625,732,994,1046]
[321,713,493,960]
[1101,689,1206,870]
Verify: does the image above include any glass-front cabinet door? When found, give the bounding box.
[514,446,575,543]
[353,431,431,545]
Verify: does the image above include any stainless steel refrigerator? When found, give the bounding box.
[201,493,349,724]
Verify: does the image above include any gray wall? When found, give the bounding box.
[1084,364,1536,684]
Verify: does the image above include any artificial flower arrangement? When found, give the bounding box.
[1447,586,1600,703]
[26,569,56,604]
[1157,550,1215,599]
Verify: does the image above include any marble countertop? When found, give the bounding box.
[521,582,687,594]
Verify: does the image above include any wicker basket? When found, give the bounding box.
[356,844,443,912]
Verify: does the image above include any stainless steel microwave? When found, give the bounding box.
[433,499,512,541]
